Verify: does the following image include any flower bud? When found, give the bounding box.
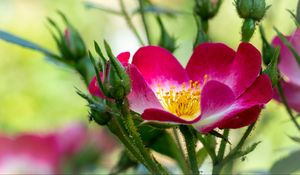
[89,107,112,125]
[157,17,177,53]
[64,27,87,60]
[104,59,131,101]
[194,0,222,20]
[235,0,266,21]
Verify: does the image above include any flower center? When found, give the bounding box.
[156,78,206,120]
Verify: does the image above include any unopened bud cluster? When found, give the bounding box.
[236,0,266,21]
[235,0,267,42]
[194,0,222,20]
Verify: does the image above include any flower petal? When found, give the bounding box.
[274,81,300,113]
[218,105,262,129]
[186,43,235,84]
[228,43,262,97]
[127,65,163,114]
[194,74,272,133]
[186,42,261,97]
[142,108,200,124]
[272,29,300,86]
[193,81,235,132]
[132,46,189,86]
[117,52,130,64]
[88,74,105,98]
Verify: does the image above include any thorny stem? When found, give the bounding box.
[277,82,300,131]
[116,99,168,174]
[119,0,145,46]
[212,124,256,174]
[217,129,229,161]
[180,125,199,175]
[172,127,190,175]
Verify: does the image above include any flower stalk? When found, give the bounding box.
[180,125,199,175]
[116,99,168,174]
[119,0,145,46]
[138,0,152,45]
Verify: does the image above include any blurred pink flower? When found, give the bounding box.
[272,29,300,113]
[57,122,88,157]
[57,122,118,156]
[0,122,118,174]
[89,43,272,133]
[0,134,60,174]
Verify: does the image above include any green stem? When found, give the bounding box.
[277,82,300,131]
[119,0,145,46]
[180,125,199,175]
[138,0,151,44]
[217,129,229,161]
[107,117,146,168]
[117,99,168,174]
[234,123,255,151]
[172,127,190,175]
[212,124,255,174]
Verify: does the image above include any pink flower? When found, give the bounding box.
[57,122,88,157]
[89,43,272,133]
[57,122,118,156]
[0,134,60,174]
[272,29,300,113]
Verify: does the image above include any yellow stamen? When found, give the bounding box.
[156,77,209,120]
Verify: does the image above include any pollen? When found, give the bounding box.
[156,76,208,120]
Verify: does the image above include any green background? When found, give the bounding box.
[0,0,299,173]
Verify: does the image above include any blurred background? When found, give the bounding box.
[0,0,299,173]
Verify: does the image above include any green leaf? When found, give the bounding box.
[209,130,231,144]
[84,1,122,16]
[133,5,189,17]
[138,125,186,171]
[274,27,300,66]
[297,0,300,24]
[287,9,300,28]
[139,121,175,129]
[196,147,208,167]
[259,25,275,65]
[156,16,177,53]
[288,135,300,144]
[270,150,300,174]
[0,30,58,58]
[110,150,138,174]
[228,141,261,161]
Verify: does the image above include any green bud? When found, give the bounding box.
[89,101,114,125]
[241,18,256,42]
[89,108,112,125]
[194,0,222,20]
[104,61,131,101]
[194,16,209,47]
[103,41,131,100]
[235,0,266,21]
[157,17,177,53]
[251,0,267,20]
[259,25,274,65]
[64,27,87,60]
[75,56,95,84]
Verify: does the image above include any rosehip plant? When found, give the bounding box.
[1,0,300,174]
